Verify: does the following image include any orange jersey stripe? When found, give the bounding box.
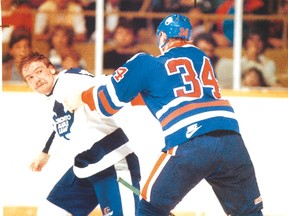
[160,100,231,127]
[82,87,96,111]
[141,152,168,200]
[98,90,119,115]
[131,93,145,106]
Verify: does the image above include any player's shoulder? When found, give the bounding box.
[186,44,207,55]
[130,52,155,60]
[174,44,201,53]
[126,52,157,66]
[56,68,95,87]
[169,44,207,59]
[62,68,94,77]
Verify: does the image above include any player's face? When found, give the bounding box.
[22,61,56,95]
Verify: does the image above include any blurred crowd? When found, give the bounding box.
[2,0,288,88]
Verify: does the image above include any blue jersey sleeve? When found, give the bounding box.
[91,53,157,116]
[111,53,154,102]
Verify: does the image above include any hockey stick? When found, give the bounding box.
[117,176,141,196]
[117,177,175,216]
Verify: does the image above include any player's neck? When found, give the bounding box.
[164,40,192,52]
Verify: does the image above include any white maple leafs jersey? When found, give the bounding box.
[48,68,134,177]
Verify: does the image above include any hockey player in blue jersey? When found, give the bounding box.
[65,14,263,216]
[18,52,141,216]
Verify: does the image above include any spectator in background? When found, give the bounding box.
[89,0,146,43]
[193,32,233,89]
[104,0,121,42]
[267,0,288,48]
[48,25,86,71]
[103,20,141,74]
[80,0,96,41]
[241,27,277,87]
[244,0,270,40]
[61,49,84,70]
[210,0,235,47]
[210,0,227,12]
[34,0,87,42]
[2,27,32,82]
[87,0,120,42]
[26,0,46,9]
[119,0,148,33]
[241,67,269,87]
[212,0,266,47]
[2,0,34,43]
[188,7,207,41]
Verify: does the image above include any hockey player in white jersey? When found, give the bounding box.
[18,51,141,216]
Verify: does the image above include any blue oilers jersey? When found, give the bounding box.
[84,44,239,151]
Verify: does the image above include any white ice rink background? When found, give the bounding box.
[1,91,288,216]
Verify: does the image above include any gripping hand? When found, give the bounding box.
[64,90,85,112]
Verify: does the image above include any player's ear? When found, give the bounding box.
[160,32,167,42]
[158,32,167,47]
[49,65,57,75]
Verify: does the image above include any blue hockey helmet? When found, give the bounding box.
[156,14,192,43]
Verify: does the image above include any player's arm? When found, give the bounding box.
[83,56,149,114]
[61,69,104,112]
[30,131,55,172]
[65,53,149,115]
[64,78,117,114]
